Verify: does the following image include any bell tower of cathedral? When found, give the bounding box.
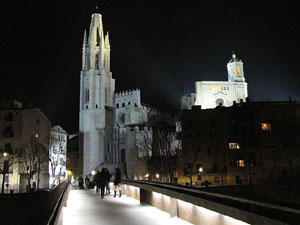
[79,13,115,175]
[227,53,245,82]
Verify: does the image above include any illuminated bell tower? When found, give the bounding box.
[227,53,245,82]
[79,13,115,175]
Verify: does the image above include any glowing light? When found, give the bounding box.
[91,170,96,175]
[145,173,149,178]
[156,173,159,178]
[199,167,203,173]
[35,133,39,138]
[3,152,8,157]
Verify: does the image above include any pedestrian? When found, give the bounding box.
[94,170,100,194]
[113,168,122,197]
[98,168,108,198]
[78,176,84,189]
[85,175,90,189]
[88,173,94,188]
[105,168,111,195]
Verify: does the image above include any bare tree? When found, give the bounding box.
[35,142,49,190]
[136,111,180,183]
[0,151,18,195]
[19,138,38,192]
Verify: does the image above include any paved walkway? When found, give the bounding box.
[63,189,191,225]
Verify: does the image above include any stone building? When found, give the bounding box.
[181,53,248,110]
[79,13,153,178]
[49,125,67,187]
[178,100,300,186]
[0,100,50,193]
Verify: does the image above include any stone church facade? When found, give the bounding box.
[79,13,150,178]
[181,53,248,110]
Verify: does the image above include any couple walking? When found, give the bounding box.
[94,168,121,198]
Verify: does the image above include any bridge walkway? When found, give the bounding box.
[63,189,191,225]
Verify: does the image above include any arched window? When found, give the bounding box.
[232,68,235,77]
[237,67,240,76]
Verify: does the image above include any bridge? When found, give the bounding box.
[49,181,299,225]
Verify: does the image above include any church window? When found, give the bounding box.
[128,102,131,105]
[116,103,119,108]
[261,123,271,131]
[95,54,99,70]
[86,105,88,109]
[232,68,235,76]
[237,67,240,76]
[135,103,138,107]
[96,104,98,108]
[122,103,125,107]
[229,143,240,149]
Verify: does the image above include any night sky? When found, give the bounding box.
[1,0,300,133]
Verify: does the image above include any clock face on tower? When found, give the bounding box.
[118,112,125,125]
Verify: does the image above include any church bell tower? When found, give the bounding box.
[79,13,115,175]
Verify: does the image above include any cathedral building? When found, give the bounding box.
[79,13,150,178]
[181,53,248,110]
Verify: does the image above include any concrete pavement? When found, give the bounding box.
[63,189,192,225]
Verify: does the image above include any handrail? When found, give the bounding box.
[123,180,300,225]
[125,180,300,215]
[47,181,70,225]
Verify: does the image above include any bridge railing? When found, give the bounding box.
[122,180,300,225]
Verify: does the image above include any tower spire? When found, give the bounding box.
[83,30,87,45]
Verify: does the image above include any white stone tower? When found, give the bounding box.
[79,13,115,175]
[227,52,245,82]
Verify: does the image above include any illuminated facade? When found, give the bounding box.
[0,101,50,193]
[49,125,67,187]
[79,13,115,175]
[79,14,152,177]
[181,53,248,109]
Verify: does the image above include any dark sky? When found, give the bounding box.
[1,0,300,133]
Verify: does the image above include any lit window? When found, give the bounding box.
[261,123,271,131]
[232,68,235,76]
[237,67,240,76]
[229,143,240,149]
[237,160,245,167]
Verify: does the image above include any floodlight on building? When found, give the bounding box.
[91,170,96,175]
[199,167,203,173]
[156,173,159,178]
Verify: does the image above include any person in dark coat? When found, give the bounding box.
[114,168,122,197]
[94,170,100,194]
[85,176,90,189]
[98,168,108,198]
[105,168,111,195]
[78,176,84,189]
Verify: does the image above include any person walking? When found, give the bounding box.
[105,168,111,195]
[113,168,122,197]
[78,176,84,189]
[98,168,108,198]
[85,176,90,189]
[94,170,100,194]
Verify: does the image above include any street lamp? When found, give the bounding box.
[156,173,159,179]
[91,170,96,176]
[199,167,203,173]
[3,152,8,157]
